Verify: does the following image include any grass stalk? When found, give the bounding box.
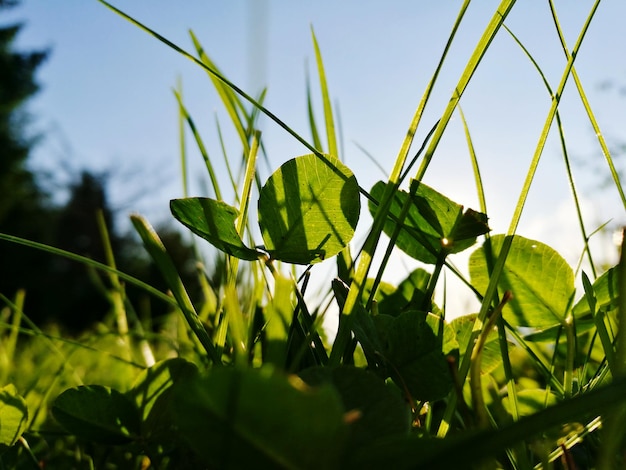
[329,0,479,365]
[177,77,189,198]
[174,89,222,200]
[130,215,220,364]
[548,0,626,211]
[440,0,601,437]
[502,21,596,278]
[597,228,626,468]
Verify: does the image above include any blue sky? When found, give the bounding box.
[5,1,626,315]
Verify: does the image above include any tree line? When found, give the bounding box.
[0,0,202,333]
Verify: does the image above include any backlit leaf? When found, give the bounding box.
[373,311,453,401]
[572,266,619,317]
[170,197,260,260]
[469,235,575,328]
[258,153,360,264]
[369,180,488,264]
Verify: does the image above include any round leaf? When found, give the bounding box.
[373,311,453,401]
[52,385,140,445]
[171,366,347,469]
[298,365,410,450]
[258,154,360,264]
[369,180,489,264]
[469,235,575,328]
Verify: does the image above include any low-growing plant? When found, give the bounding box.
[1,0,626,468]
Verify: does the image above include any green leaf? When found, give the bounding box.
[258,153,360,264]
[375,268,432,316]
[469,235,575,328]
[263,272,295,367]
[332,278,386,370]
[573,266,619,317]
[0,384,28,447]
[373,311,453,401]
[369,180,489,264]
[298,365,410,450]
[502,388,559,418]
[426,312,459,357]
[131,214,220,363]
[52,385,141,445]
[451,314,502,374]
[127,358,198,430]
[171,366,347,469]
[351,375,626,469]
[170,197,260,261]
[522,317,596,342]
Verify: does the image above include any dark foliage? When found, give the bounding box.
[0,3,202,333]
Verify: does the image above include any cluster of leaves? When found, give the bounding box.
[2,0,626,469]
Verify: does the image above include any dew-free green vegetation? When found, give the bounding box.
[1,0,625,468]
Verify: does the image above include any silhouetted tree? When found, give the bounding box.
[0,0,52,322]
[0,2,204,333]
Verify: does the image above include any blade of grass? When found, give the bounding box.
[215,132,261,362]
[95,210,133,364]
[305,66,323,151]
[130,214,221,364]
[597,228,626,468]
[189,30,251,156]
[177,77,189,198]
[439,0,600,437]
[310,27,354,285]
[311,27,338,160]
[502,22,597,278]
[548,0,626,212]
[173,89,223,200]
[458,106,488,216]
[329,0,480,365]
[215,116,239,199]
[0,289,24,384]
[0,232,176,308]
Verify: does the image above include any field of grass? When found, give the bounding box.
[1,1,625,468]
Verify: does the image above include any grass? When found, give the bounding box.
[1,1,625,468]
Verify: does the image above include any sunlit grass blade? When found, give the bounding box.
[212,133,262,363]
[189,30,251,155]
[96,0,333,173]
[235,131,259,238]
[548,0,626,211]
[311,28,338,160]
[95,210,133,363]
[597,228,626,467]
[305,67,323,153]
[0,232,174,308]
[440,0,601,437]
[332,0,515,367]
[0,289,24,384]
[177,77,189,198]
[173,89,222,200]
[130,214,221,364]
[310,27,354,285]
[502,22,597,278]
[458,107,488,216]
[215,116,239,199]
